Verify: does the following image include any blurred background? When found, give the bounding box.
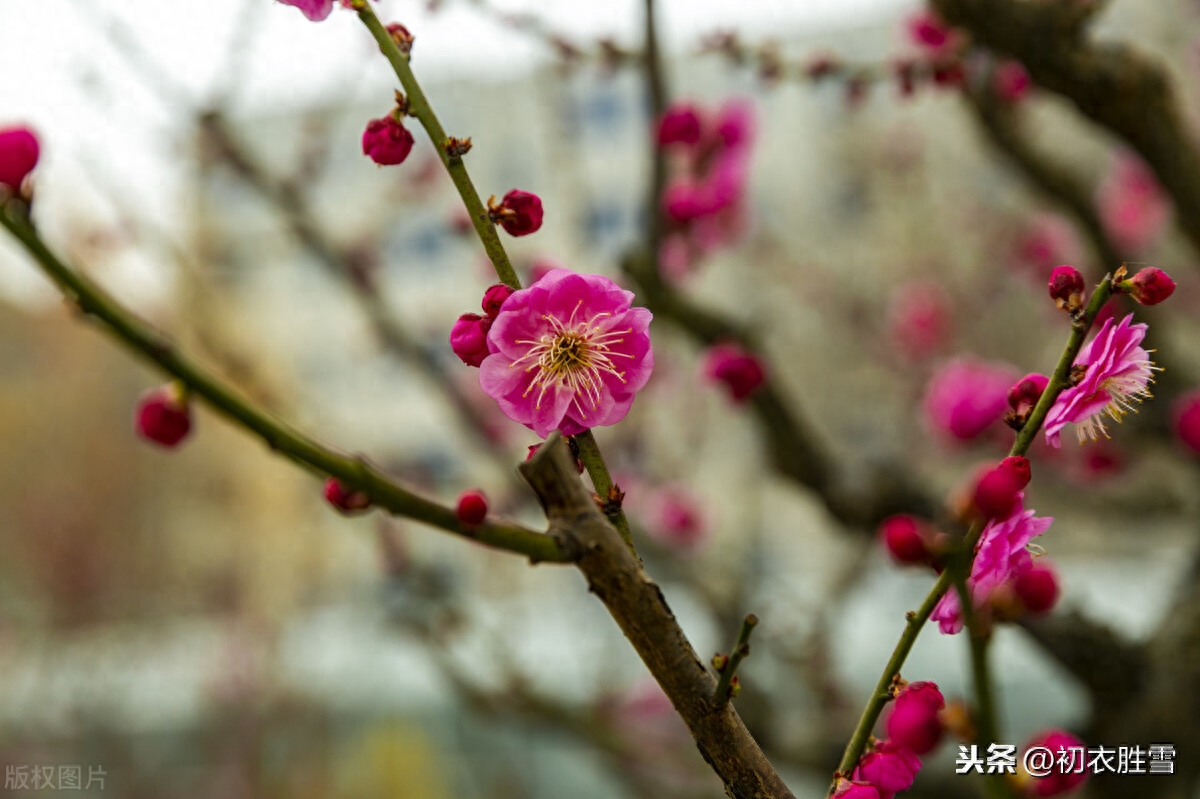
[2,0,1200,797]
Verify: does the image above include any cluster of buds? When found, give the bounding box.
[449,283,516,367]
[834,680,946,798]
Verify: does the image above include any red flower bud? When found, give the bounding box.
[456,489,488,527]
[134,385,192,448]
[880,515,934,566]
[491,189,544,237]
[1173,388,1200,454]
[656,103,703,147]
[1013,563,1060,614]
[481,283,515,319]
[1048,265,1085,312]
[450,312,493,367]
[886,680,945,755]
[1007,373,1050,416]
[1022,730,1088,796]
[361,115,415,166]
[701,343,766,403]
[1121,267,1175,306]
[0,126,39,190]
[973,456,1031,519]
[324,477,371,514]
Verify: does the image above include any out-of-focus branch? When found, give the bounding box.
[0,205,568,564]
[931,0,1200,260]
[964,82,1123,272]
[520,435,795,799]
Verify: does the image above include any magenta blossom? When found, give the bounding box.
[276,0,334,21]
[923,357,1020,441]
[931,495,1054,634]
[479,269,653,437]
[0,126,39,190]
[701,342,766,402]
[854,740,921,796]
[1043,313,1156,448]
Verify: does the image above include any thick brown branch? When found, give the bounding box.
[521,435,794,799]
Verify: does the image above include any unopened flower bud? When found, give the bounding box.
[362,115,415,166]
[0,126,39,190]
[1013,563,1060,614]
[1020,730,1088,796]
[886,680,945,755]
[711,652,729,671]
[880,514,935,566]
[656,103,703,147]
[324,477,371,513]
[135,385,192,448]
[490,189,544,237]
[973,456,1031,519]
[1008,373,1050,416]
[450,313,493,367]
[456,489,488,527]
[481,283,515,319]
[1119,267,1176,306]
[1048,265,1085,312]
[1173,388,1200,455]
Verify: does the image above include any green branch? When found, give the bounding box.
[354,3,521,289]
[0,204,568,564]
[830,272,1116,790]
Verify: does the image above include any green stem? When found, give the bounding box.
[952,564,1007,798]
[713,613,759,708]
[0,204,567,564]
[355,4,521,290]
[830,272,1117,792]
[573,430,636,555]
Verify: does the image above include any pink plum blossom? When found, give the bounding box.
[923,358,1020,441]
[993,60,1031,103]
[886,681,945,755]
[887,282,952,359]
[480,269,653,437]
[1043,314,1156,447]
[712,97,756,151]
[1096,151,1171,252]
[646,485,710,551]
[854,740,921,796]
[931,495,1054,634]
[277,0,335,21]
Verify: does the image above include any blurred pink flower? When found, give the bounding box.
[1011,214,1083,278]
[1173,388,1200,454]
[931,495,1053,634]
[888,282,952,359]
[904,9,960,54]
[1096,152,1171,252]
[993,60,1031,103]
[701,342,766,402]
[657,102,704,147]
[923,358,1020,441]
[0,125,39,189]
[276,0,334,21]
[480,269,653,437]
[712,97,756,151]
[1043,314,1155,447]
[1022,730,1089,796]
[646,486,710,551]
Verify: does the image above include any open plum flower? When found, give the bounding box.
[1043,313,1156,448]
[480,269,653,437]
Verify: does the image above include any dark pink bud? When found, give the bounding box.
[1048,265,1085,311]
[853,740,921,795]
[450,313,492,367]
[993,60,1031,103]
[278,0,335,22]
[0,126,40,190]
[662,181,705,224]
[1007,373,1050,416]
[361,115,415,166]
[656,103,703,147]
[880,515,934,566]
[1014,563,1060,614]
[886,681,945,755]
[456,489,488,527]
[134,385,192,448]
[323,477,371,513]
[973,456,1031,519]
[1022,730,1088,796]
[701,343,766,402]
[481,283,515,319]
[832,779,880,799]
[906,10,953,51]
[1121,267,1175,306]
[1173,389,1200,454]
[492,189,544,237]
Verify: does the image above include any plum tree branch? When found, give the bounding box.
[0,204,568,564]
